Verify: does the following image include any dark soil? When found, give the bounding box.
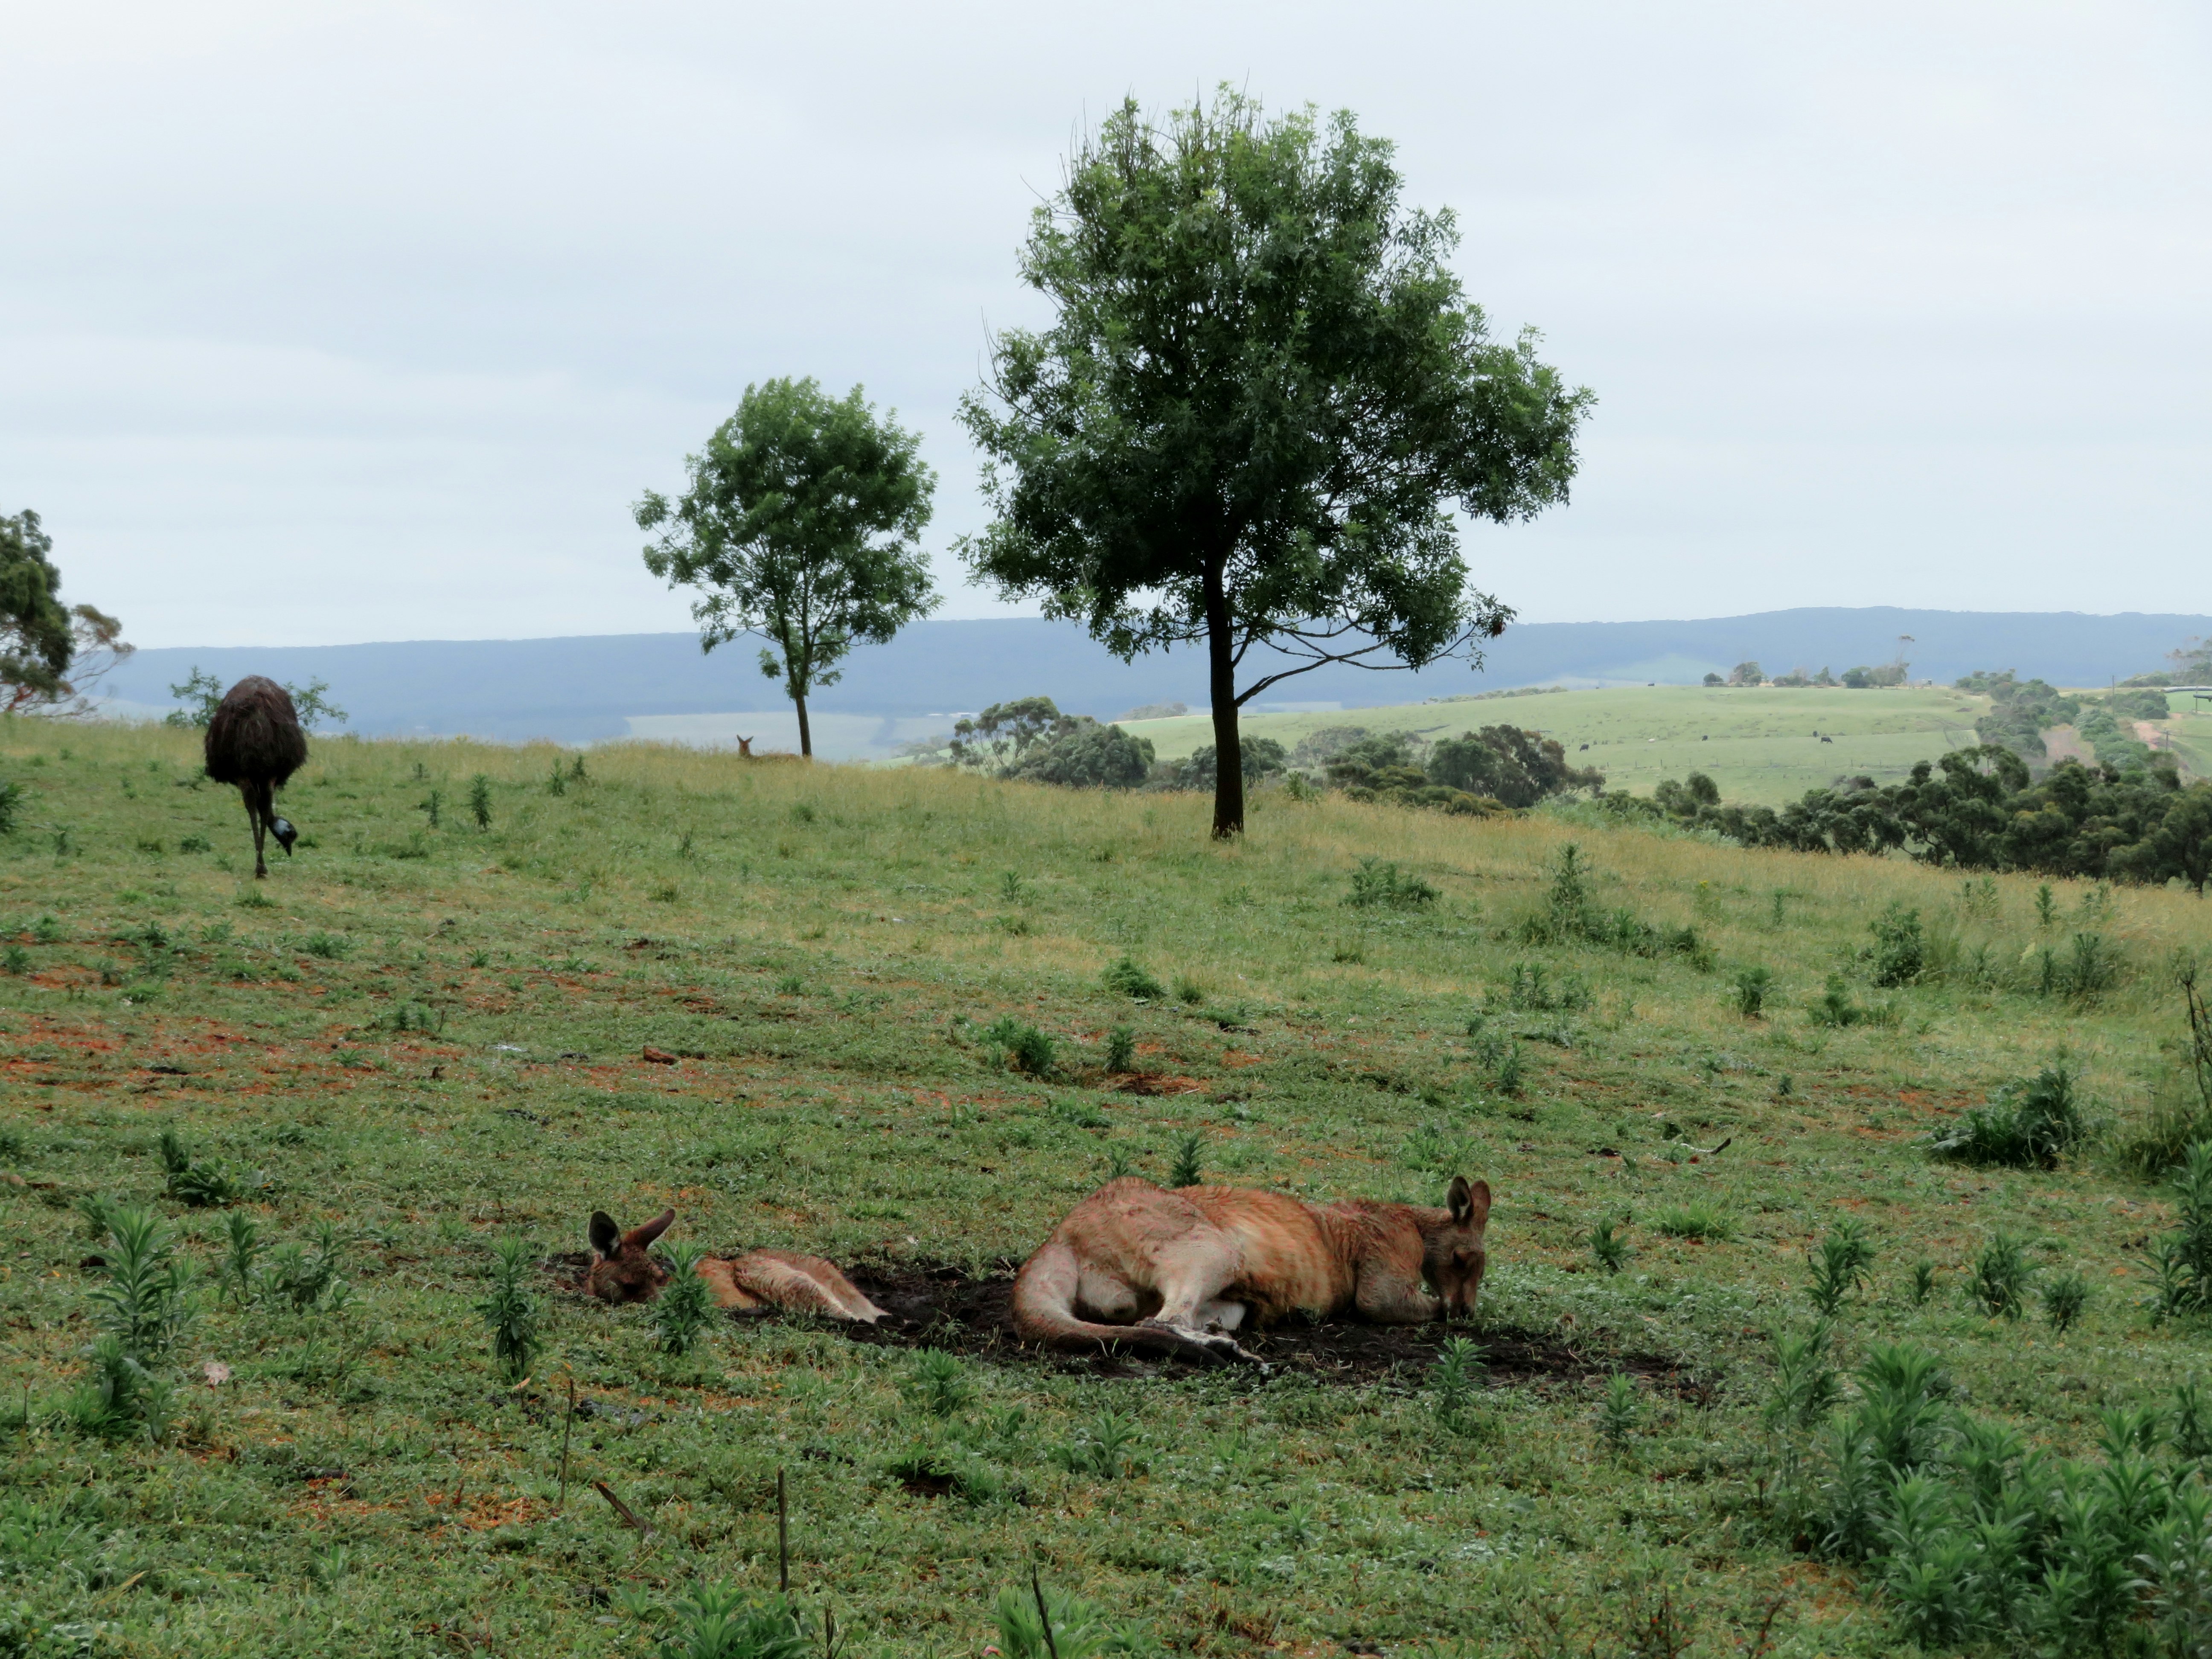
[542,1252,1706,1396]
[843,1262,1706,1396]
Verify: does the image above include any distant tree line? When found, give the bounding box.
[1607,747,2212,892]
[911,699,1604,814]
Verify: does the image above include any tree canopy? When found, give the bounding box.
[637,379,937,757]
[0,508,131,717]
[958,89,1592,835]
[1612,748,2212,893]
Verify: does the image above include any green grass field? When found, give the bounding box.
[6,716,2212,1656]
[1121,684,2212,805]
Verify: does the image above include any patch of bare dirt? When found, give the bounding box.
[541,1253,1708,1395]
[843,1263,1705,1395]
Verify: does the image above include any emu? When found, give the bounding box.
[203,676,307,878]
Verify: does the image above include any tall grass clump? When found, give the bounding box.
[1345,858,1437,909]
[1868,903,1924,987]
[158,1128,243,1207]
[1431,1337,1487,1434]
[64,1206,192,1441]
[992,1579,1151,1659]
[1731,965,1772,1018]
[2151,1142,2212,1322]
[655,1582,811,1659]
[1806,1220,1875,1316]
[1969,1229,2033,1319]
[1100,958,1165,1000]
[984,1017,1058,1078]
[2122,956,2212,1176]
[1927,1061,2090,1170]
[653,1241,717,1357]
[478,1235,543,1380]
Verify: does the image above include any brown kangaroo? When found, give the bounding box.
[1011,1175,1490,1366]
[585,1209,887,1323]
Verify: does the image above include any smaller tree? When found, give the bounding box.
[950,696,1068,770]
[637,379,937,757]
[1728,661,1764,687]
[0,509,133,716]
[164,671,346,731]
[1003,720,1155,789]
[1702,672,1725,687]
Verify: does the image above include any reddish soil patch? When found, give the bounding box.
[1114,1074,1205,1096]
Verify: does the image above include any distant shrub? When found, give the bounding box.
[1869,904,1925,987]
[2043,1271,2089,1332]
[902,1349,973,1419]
[1503,962,1589,1013]
[984,1017,1057,1077]
[1806,1220,1875,1315]
[1002,719,1154,789]
[1762,1323,1839,1433]
[1588,1214,1632,1274]
[1596,1373,1639,1453]
[1654,1203,1733,1242]
[1969,1229,2033,1320]
[1808,973,1886,1028]
[1101,957,1165,1000]
[1731,966,1772,1019]
[0,780,24,837]
[301,932,350,960]
[1169,1133,1203,1188]
[1927,1062,2089,1169]
[2150,1142,2212,1322]
[1104,1025,1137,1073]
[477,1235,542,1380]
[157,1129,242,1208]
[468,774,492,830]
[1345,858,1438,910]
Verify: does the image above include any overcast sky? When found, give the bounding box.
[5,1,2207,648]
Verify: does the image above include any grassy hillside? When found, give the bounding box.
[1124,684,2212,804]
[5,718,2212,1655]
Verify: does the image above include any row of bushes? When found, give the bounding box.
[911,697,1606,813]
[1607,748,2212,891]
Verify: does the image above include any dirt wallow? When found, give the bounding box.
[546,1253,1707,1397]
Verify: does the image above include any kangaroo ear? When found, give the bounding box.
[626,1208,676,1250]
[1447,1176,1490,1227]
[588,1211,621,1257]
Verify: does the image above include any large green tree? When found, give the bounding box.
[958,90,1593,835]
[637,379,937,757]
[0,509,131,716]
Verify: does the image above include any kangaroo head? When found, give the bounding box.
[1421,1176,1492,1317]
[586,1208,676,1304]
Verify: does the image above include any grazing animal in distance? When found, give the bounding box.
[1011,1174,1490,1367]
[735,735,754,757]
[202,676,308,879]
[585,1208,887,1324]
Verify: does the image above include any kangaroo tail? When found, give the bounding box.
[1010,1241,1248,1366]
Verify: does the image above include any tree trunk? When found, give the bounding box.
[1203,561,1243,838]
[794,692,813,758]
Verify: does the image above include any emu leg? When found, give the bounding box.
[244,785,267,879]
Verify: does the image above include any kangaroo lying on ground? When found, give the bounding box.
[585,1209,887,1323]
[1012,1174,1490,1365]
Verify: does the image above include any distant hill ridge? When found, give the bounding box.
[94,607,2211,748]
